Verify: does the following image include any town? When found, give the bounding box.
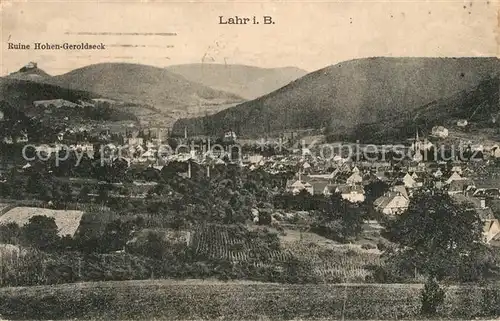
[1,55,500,319]
[2,114,500,245]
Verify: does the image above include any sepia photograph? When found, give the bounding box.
[0,0,499,319]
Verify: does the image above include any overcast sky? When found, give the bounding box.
[0,0,497,76]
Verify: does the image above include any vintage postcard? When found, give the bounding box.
[0,0,499,320]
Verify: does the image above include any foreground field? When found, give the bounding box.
[1,279,500,320]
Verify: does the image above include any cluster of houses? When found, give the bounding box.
[280,158,500,243]
[263,131,500,244]
[284,165,367,203]
[4,123,500,244]
[278,157,500,244]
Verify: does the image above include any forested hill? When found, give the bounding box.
[172,57,500,138]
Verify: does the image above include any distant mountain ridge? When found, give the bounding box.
[47,63,244,113]
[1,62,249,128]
[172,57,500,140]
[167,64,308,99]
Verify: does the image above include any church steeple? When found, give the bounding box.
[414,127,423,150]
[413,127,423,162]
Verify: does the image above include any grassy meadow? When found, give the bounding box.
[1,279,500,320]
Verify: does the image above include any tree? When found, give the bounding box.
[97,184,109,205]
[74,153,93,177]
[312,193,364,242]
[142,167,161,182]
[108,158,129,182]
[383,192,496,281]
[364,180,389,203]
[61,182,73,203]
[420,277,446,316]
[38,185,51,202]
[258,209,272,225]
[77,186,91,203]
[100,219,134,252]
[26,172,44,195]
[142,232,166,260]
[0,222,22,244]
[22,215,60,251]
[50,182,62,204]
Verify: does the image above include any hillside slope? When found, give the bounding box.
[0,77,95,107]
[167,64,307,99]
[6,66,51,82]
[0,77,137,140]
[172,57,500,139]
[351,76,500,143]
[49,63,244,112]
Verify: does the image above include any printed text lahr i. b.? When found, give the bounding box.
[218,16,275,25]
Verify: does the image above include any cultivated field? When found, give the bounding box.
[190,224,290,262]
[189,224,383,282]
[279,229,382,282]
[0,279,499,320]
[0,203,15,217]
[281,241,381,282]
[0,207,84,237]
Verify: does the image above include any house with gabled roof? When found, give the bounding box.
[473,176,500,191]
[446,172,464,184]
[451,194,500,244]
[392,185,409,200]
[447,178,475,195]
[491,146,500,158]
[403,173,418,189]
[307,169,338,180]
[472,184,500,198]
[346,172,363,185]
[311,180,330,196]
[375,170,388,182]
[286,179,314,195]
[138,150,155,163]
[323,184,338,196]
[338,162,352,173]
[336,184,365,203]
[374,187,410,215]
[433,168,443,178]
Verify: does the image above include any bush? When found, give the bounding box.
[480,286,500,316]
[257,210,272,225]
[376,239,393,252]
[0,222,22,245]
[22,216,60,251]
[361,243,376,250]
[420,278,445,316]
